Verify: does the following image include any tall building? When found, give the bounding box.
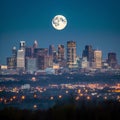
[25,47,33,58]
[33,40,38,49]
[67,41,77,68]
[93,50,102,69]
[49,45,55,56]
[82,45,94,67]
[107,52,117,68]
[80,57,89,69]
[17,49,25,70]
[26,58,37,74]
[6,46,17,69]
[53,50,58,63]
[58,44,65,61]
[37,55,47,70]
[49,45,58,63]
[34,48,48,57]
[12,46,17,57]
[7,57,16,69]
[20,41,26,50]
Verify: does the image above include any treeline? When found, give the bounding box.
[0,100,120,120]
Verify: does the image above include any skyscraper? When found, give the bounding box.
[17,49,25,70]
[7,46,17,69]
[20,41,26,50]
[82,45,94,67]
[33,40,38,49]
[58,44,65,61]
[49,45,55,56]
[34,48,48,57]
[7,57,16,69]
[67,41,77,68]
[25,47,33,58]
[107,52,117,68]
[93,50,102,69]
[12,46,17,57]
[26,57,37,74]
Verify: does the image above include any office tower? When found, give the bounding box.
[20,41,26,50]
[26,58,37,74]
[49,45,58,64]
[49,45,55,56]
[37,55,53,70]
[17,49,25,69]
[7,57,16,69]
[82,45,94,67]
[25,47,33,58]
[46,55,53,68]
[58,44,66,67]
[93,50,102,69]
[33,48,48,70]
[67,41,77,68]
[58,44,65,61]
[107,52,117,68]
[12,46,17,57]
[34,48,48,57]
[37,55,47,70]
[53,50,58,63]
[7,46,17,69]
[33,40,38,48]
[80,57,89,69]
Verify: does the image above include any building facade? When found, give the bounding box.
[93,50,102,69]
[67,41,77,68]
[17,49,25,70]
[82,45,94,67]
[107,52,117,68]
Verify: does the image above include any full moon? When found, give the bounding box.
[52,15,67,30]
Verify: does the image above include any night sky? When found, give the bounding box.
[0,0,120,64]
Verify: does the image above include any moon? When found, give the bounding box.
[52,15,67,30]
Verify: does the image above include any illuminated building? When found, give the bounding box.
[58,44,65,61]
[49,45,58,63]
[25,47,33,58]
[45,55,53,67]
[34,48,48,57]
[58,44,66,67]
[12,46,17,57]
[53,50,58,63]
[53,63,60,69]
[7,46,17,69]
[49,45,55,56]
[7,57,16,69]
[36,55,53,70]
[17,49,25,70]
[20,41,26,50]
[37,55,47,70]
[82,45,94,67]
[80,57,89,69]
[33,48,48,70]
[107,52,118,68]
[67,41,77,68]
[0,65,7,70]
[93,50,102,69]
[26,57,37,74]
[33,40,38,48]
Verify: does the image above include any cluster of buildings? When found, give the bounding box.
[0,40,119,75]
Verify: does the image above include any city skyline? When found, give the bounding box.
[0,0,120,64]
[4,40,119,73]
[2,40,120,65]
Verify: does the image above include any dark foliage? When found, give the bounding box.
[0,100,120,120]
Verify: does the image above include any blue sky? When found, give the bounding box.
[0,0,120,64]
